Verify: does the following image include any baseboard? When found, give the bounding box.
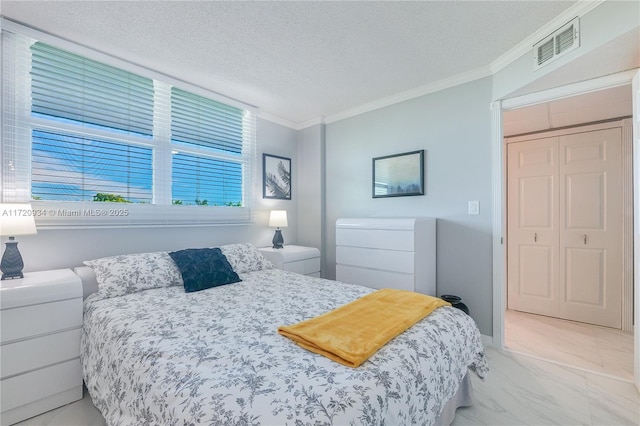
[481,334,494,347]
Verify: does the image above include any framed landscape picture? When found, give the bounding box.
[263,153,291,200]
[372,150,424,198]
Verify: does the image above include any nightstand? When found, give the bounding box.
[0,269,83,425]
[259,245,321,277]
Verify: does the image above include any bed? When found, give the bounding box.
[77,243,488,425]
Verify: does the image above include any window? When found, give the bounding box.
[1,22,256,226]
[170,88,247,207]
[32,130,154,203]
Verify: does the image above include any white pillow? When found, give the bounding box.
[84,251,183,299]
[219,243,274,274]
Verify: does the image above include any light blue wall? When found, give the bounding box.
[324,77,494,335]
[18,117,299,271]
[297,124,325,256]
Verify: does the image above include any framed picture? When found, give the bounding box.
[372,150,424,198]
[263,153,291,200]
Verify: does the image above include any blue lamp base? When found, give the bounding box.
[1,238,25,280]
[272,228,284,249]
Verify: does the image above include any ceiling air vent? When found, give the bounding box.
[533,17,580,69]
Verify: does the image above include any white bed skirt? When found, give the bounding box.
[435,372,473,425]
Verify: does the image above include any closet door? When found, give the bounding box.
[507,137,560,317]
[507,127,623,329]
[559,128,622,328]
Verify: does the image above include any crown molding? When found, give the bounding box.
[258,111,326,130]
[324,65,492,124]
[296,116,326,130]
[257,111,299,129]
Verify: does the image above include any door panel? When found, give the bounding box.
[519,176,554,228]
[518,245,553,299]
[565,247,604,306]
[560,128,622,328]
[507,137,559,316]
[508,127,623,328]
[565,172,604,230]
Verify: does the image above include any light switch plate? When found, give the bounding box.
[468,201,479,215]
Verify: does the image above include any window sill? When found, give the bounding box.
[31,201,253,229]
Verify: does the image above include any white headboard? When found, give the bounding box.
[73,266,99,299]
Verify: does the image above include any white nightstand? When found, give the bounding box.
[259,245,321,277]
[0,269,83,425]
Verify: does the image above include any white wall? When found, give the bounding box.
[16,118,299,272]
[324,77,494,335]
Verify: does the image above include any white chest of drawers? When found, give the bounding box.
[259,245,321,277]
[336,217,436,295]
[0,269,83,425]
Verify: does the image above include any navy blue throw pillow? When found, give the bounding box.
[168,248,241,293]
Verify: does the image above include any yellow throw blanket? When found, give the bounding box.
[278,288,450,368]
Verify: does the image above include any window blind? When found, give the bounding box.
[172,153,242,206]
[1,30,32,202]
[171,88,244,154]
[31,42,154,136]
[32,130,153,203]
[1,21,256,227]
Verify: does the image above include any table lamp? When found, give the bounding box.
[0,204,38,280]
[269,210,288,249]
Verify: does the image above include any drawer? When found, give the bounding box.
[336,229,414,251]
[1,328,82,379]
[284,257,320,275]
[336,264,414,291]
[0,298,82,344]
[0,270,82,310]
[336,246,414,273]
[0,358,82,412]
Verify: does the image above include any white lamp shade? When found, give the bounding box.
[0,204,38,236]
[268,210,288,228]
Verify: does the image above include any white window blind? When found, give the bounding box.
[170,88,248,207]
[32,130,153,203]
[172,153,243,206]
[171,88,243,153]
[31,42,155,137]
[1,30,32,203]
[30,42,155,204]
[1,21,256,227]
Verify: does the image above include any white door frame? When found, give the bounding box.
[491,69,639,390]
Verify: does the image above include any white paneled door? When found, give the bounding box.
[507,126,623,329]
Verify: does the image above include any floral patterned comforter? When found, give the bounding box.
[82,269,489,426]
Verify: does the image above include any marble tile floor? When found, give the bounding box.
[453,346,639,425]
[505,309,634,382]
[14,347,639,426]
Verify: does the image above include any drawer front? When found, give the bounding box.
[284,257,320,275]
[0,298,82,344]
[336,246,414,274]
[336,264,414,291]
[0,358,82,412]
[336,229,414,251]
[1,328,82,379]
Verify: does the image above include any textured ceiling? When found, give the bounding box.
[2,1,578,125]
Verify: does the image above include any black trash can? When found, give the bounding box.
[440,294,469,315]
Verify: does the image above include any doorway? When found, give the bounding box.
[506,122,630,330]
[493,78,637,384]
